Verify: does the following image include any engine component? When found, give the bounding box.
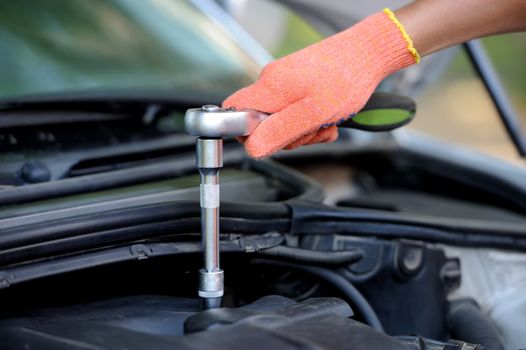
[447,299,504,350]
[301,235,459,339]
[0,294,483,350]
[252,258,384,331]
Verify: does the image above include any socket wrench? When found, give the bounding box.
[184,93,415,308]
[184,105,268,309]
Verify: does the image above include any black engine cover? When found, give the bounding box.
[0,295,473,350]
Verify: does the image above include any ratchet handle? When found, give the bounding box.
[184,93,415,138]
[339,92,415,132]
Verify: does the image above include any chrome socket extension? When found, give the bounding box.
[185,104,268,310]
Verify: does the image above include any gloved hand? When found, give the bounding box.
[223,9,419,158]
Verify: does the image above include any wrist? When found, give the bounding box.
[335,10,420,82]
[383,8,420,64]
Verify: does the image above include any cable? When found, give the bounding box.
[257,245,364,265]
[251,258,384,332]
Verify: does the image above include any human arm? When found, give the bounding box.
[224,1,526,158]
[397,0,526,56]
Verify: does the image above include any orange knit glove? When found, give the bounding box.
[223,9,420,158]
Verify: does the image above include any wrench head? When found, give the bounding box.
[184,105,269,138]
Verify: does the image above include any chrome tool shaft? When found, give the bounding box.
[185,104,269,309]
[196,136,223,309]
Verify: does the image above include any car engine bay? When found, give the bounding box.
[0,113,525,349]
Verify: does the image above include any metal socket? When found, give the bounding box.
[198,269,224,299]
[196,138,223,169]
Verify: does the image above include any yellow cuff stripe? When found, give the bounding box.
[383,8,421,63]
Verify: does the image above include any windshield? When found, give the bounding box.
[0,0,260,99]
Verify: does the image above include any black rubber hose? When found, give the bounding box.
[258,245,364,265]
[3,200,526,259]
[447,299,504,350]
[0,201,290,250]
[251,258,384,332]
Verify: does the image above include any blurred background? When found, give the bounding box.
[0,0,524,165]
[222,0,526,165]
